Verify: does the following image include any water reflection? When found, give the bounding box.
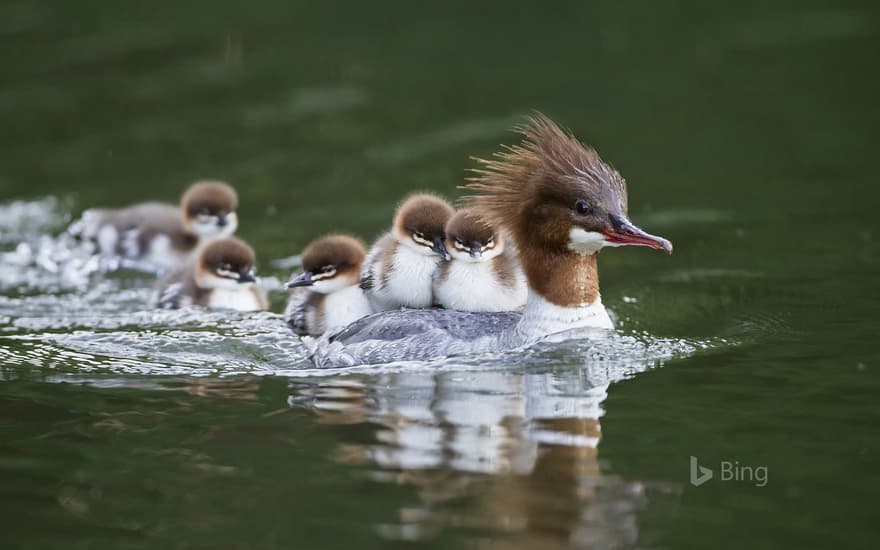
[291,369,645,548]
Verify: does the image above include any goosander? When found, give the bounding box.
[433,208,527,312]
[74,180,239,271]
[311,114,672,367]
[360,193,454,310]
[285,234,373,336]
[151,236,267,311]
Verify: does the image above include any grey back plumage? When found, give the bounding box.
[309,309,523,367]
[332,308,520,345]
[81,202,196,258]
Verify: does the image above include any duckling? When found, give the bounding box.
[151,236,267,311]
[433,208,527,312]
[285,234,372,336]
[75,180,238,270]
[360,193,454,310]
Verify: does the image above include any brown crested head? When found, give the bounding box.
[392,192,455,259]
[181,180,239,219]
[287,235,366,291]
[445,208,502,259]
[197,237,257,283]
[461,113,670,257]
[459,113,670,306]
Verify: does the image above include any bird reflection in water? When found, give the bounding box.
[290,369,645,549]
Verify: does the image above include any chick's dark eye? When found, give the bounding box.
[574,200,593,215]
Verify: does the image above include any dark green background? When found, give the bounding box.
[1,1,877,548]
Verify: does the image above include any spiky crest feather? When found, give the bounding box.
[460,113,627,230]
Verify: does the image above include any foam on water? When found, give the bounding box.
[0,197,102,291]
[0,196,72,242]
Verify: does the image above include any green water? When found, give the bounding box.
[1,1,878,548]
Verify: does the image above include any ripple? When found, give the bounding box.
[658,268,765,283]
[727,312,794,338]
[729,10,872,50]
[273,329,711,381]
[239,86,367,128]
[3,305,310,374]
[635,208,732,228]
[366,114,521,165]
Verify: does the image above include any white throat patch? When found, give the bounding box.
[567,228,607,256]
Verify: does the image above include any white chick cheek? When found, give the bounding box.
[190,216,220,237]
[480,245,504,260]
[219,212,238,237]
[197,273,241,290]
[311,276,349,294]
[400,237,437,256]
[190,213,237,238]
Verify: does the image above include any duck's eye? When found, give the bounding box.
[486,237,494,247]
[221,263,233,271]
[574,200,593,215]
[414,232,425,239]
[454,239,464,248]
[322,265,334,274]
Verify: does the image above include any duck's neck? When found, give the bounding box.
[514,249,613,339]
